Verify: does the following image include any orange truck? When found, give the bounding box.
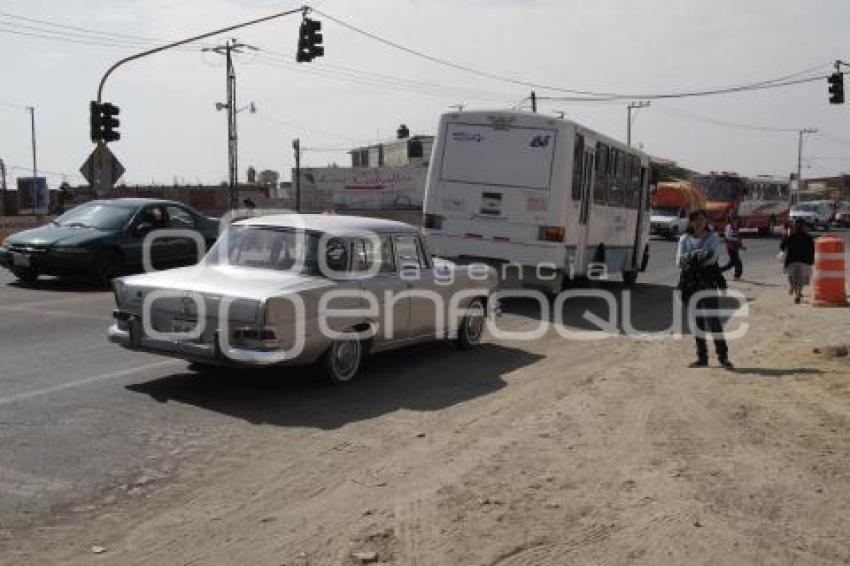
[649,180,707,239]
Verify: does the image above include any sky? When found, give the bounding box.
[1,0,849,188]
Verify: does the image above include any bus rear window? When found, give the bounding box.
[439,123,556,190]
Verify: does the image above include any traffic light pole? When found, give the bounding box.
[95,6,306,103]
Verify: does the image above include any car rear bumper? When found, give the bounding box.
[108,315,321,368]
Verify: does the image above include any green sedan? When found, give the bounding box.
[0,198,219,286]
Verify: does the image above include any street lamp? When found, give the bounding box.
[214,101,256,114]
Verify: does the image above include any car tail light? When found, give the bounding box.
[422,214,444,229]
[538,226,565,242]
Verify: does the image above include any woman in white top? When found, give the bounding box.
[676,210,733,370]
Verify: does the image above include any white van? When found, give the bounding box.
[422,111,651,292]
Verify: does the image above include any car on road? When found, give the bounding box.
[834,203,850,227]
[108,214,498,384]
[650,206,688,239]
[0,198,219,286]
[789,201,832,231]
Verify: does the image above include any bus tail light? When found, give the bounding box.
[422,214,444,229]
[538,226,565,243]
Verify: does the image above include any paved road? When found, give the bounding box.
[0,228,842,542]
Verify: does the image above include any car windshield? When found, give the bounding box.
[204,225,324,274]
[694,176,741,202]
[53,203,136,230]
[652,207,679,216]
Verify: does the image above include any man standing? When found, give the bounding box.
[721,215,744,280]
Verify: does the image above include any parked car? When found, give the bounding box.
[789,202,832,231]
[108,215,498,383]
[0,198,219,286]
[834,204,850,227]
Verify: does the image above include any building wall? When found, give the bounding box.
[291,166,429,212]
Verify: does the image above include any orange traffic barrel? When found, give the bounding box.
[812,235,847,307]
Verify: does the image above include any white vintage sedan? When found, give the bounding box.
[108,214,498,383]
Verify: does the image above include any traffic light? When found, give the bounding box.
[101,103,120,142]
[89,101,121,142]
[296,16,324,62]
[828,72,844,104]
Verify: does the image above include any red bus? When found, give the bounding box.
[694,173,790,234]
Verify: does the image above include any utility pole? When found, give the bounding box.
[796,127,818,195]
[530,90,537,113]
[26,106,37,182]
[293,138,301,212]
[627,101,650,146]
[204,39,256,210]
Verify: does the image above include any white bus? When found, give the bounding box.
[422,111,651,292]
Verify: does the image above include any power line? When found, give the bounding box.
[652,105,801,132]
[250,56,516,104]
[0,16,212,51]
[0,10,216,48]
[310,7,831,101]
[255,48,518,102]
[819,131,850,147]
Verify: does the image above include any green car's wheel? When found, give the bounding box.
[91,250,123,288]
[12,267,38,284]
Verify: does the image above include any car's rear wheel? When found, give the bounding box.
[12,267,38,283]
[322,333,364,384]
[91,249,123,288]
[454,297,486,350]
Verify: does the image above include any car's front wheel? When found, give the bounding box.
[454,297,486,350]
[322,333,364,384]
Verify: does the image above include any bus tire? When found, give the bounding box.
[622,270,638,286]
[640,245,650,272]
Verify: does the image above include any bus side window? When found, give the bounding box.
[572,134,584,202]
[594,143,608,204]
[608,149,624,206]
[628,155,639,209]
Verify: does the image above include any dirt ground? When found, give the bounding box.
[6,271,850,565]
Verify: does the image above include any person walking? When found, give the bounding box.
[721,215,745,280]
[780,218,815,304]
[677,209,733,370]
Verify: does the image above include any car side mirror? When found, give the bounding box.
[134,222,153,237]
